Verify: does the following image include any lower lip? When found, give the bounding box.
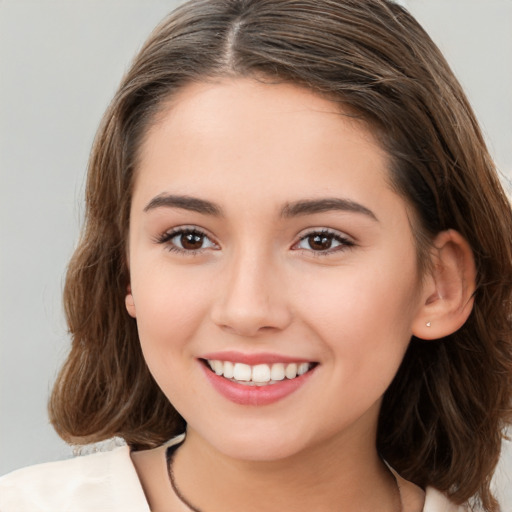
[201,363,316,406]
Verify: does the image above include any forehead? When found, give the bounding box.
[134,78,393,207]
[142,78,382,158]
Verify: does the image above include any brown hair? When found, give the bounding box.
[49,1,512,510]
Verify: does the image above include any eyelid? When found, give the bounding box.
[292,227,355,254]
[155,225,220,253]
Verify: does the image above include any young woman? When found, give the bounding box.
[1,1,511,511]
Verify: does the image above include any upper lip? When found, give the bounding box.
[201,351,315,365]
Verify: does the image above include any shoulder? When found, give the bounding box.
[0,445,150,512]
[423,487,469,512]
[391,467,468,512]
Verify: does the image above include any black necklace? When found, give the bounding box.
[165,441,403,512]
[166,441,203,512]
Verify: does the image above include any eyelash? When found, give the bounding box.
[155,227,219,255]
[155,227,355,256]
[293,229,355,256]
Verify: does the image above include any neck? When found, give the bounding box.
[172,428,400,512]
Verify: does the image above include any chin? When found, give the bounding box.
[189,418,320,463]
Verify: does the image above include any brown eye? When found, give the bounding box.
[307,234,334,251]
[295,230,354,253]
[159,228,218,253]
[180,232,205,250]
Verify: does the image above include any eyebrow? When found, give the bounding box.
[144,194,223,216]
[144,194,377,222]
[281,198,378,221]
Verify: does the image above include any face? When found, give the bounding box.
[126,78,426,462]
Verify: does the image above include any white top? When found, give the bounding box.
[0,441,467,512]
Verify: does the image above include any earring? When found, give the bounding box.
[426,321,432,327]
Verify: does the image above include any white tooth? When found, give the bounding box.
[223,361,234,379]
[252,364,271,383]
[297,362,310,376]
[233,363,252,381]
[285,363,298,379]
[210,360,223,375]
[270,363,285,381]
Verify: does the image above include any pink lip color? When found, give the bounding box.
[200,362,316,406]
[201,351,312,365]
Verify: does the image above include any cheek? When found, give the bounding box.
[130,263,211,364]
[295,256,420,367]
[131,268,214,411]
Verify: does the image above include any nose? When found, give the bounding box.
[210,249,293,337]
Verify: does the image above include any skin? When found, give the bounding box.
[126,78,474,511]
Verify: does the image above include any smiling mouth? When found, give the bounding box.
[203,359,318,386]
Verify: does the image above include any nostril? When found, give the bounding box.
[210,279,293,336]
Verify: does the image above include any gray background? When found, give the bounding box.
[1,0,511,507]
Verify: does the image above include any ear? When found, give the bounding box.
[412,229,476,340]
[125,284,137,318]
